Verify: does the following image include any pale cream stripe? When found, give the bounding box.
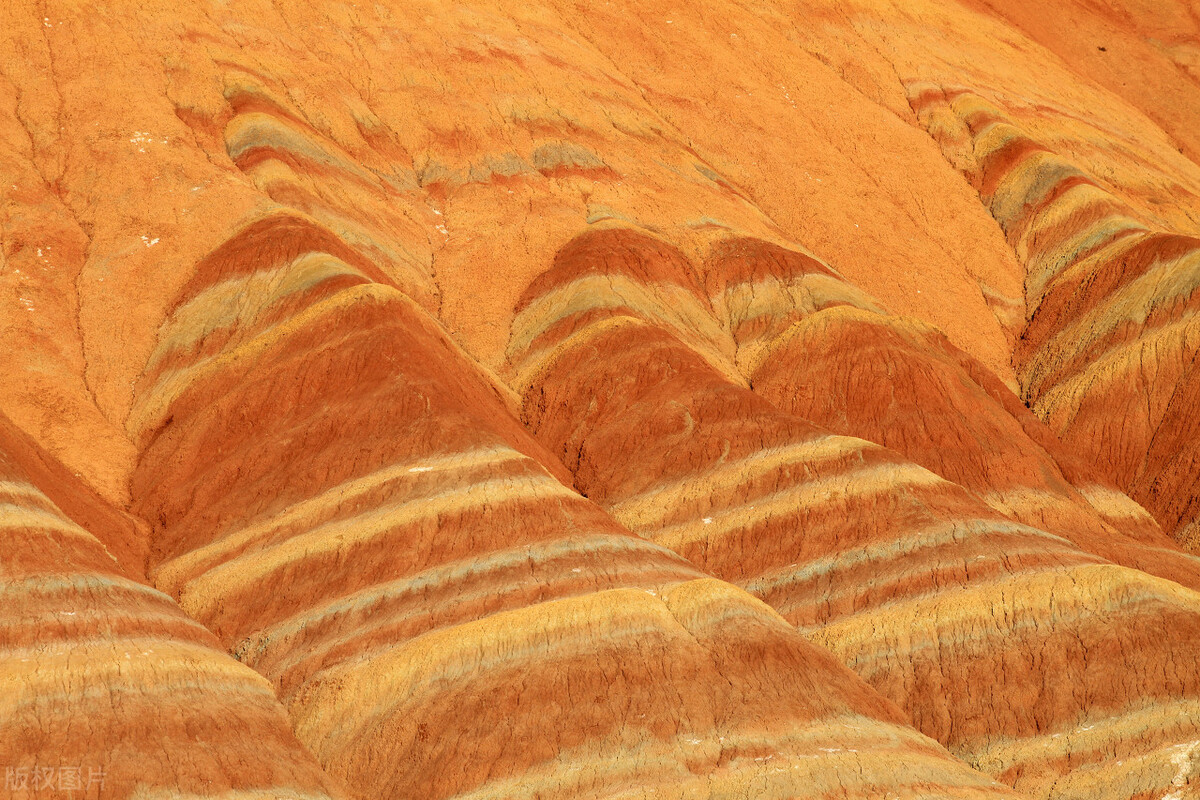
[0,607,209,641]
[154,444,533,595]
[989,145,1078,230]
[720,273,884,333]
[727,282,888,375]
[178,472,584,623]
[969,118,1025,165]
[971,733,1200,800]
[0,503,94,542]
[650,462,951,552]
[785,552,1098,630]
[609,435,879,530]
[1009,168,1107,248]
[1077,484,1157,522]
[1025,210,1147,302]
[746,517,1075,598]
[980,485,1085,520]
[1020,229,1150,382]
[983,485,1184,558]
[0,638,277,719]
[0,482,66,521]
[507,273,736,375]
[447,716,1011,800]
[955,698,1200,778]
[1023,238,1200,391]
[292,581,775,754]
[747,305,939,378]
[146,251,366,374]
[0,572,168,602]
[128,283,399,439]
[292,586,694,753]
[510,313,646,392]
[1032,313,1200,425]
[810,564,1200,671]
[1032,222,1147,301]
[0,480,50,503]
[238,532,702,679]
[225,111,383,187]
[1048,737,1200,800]
[1178,519,1200,553]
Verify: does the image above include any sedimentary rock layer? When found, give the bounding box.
[728,245,1200,590]
[3,2,1200,799]
[0,412,344,800]
[127,217,1019,800]
[910,86,1200,551]
[510,226,1200,798]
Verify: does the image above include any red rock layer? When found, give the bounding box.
[217,93,438,314]
[510,225,1200,798]
[127,216,1018,800]
[720,242,1200,592]
[0,412,344,800]
[910,87,1200,552]
[2,4,1200,800]
[976,0,1200,166]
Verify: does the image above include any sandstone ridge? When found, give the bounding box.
[3,2,1200,799]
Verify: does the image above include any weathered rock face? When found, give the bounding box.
[3,1,1200,799]
[510,227,1200,798]
[745,282,1200,586]
[910,87,1200,551]
[0,412,346,800]
[126,216,1022,800]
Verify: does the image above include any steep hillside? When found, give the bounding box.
[2,1,1200,799]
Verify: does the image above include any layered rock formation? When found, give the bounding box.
[0,412,346,800]
[509,226,1200,798]
[910,86,1200,551]
[3,1,1200,799]
[127,213,1020,800]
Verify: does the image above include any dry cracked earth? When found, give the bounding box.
[3,1,1200,799]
